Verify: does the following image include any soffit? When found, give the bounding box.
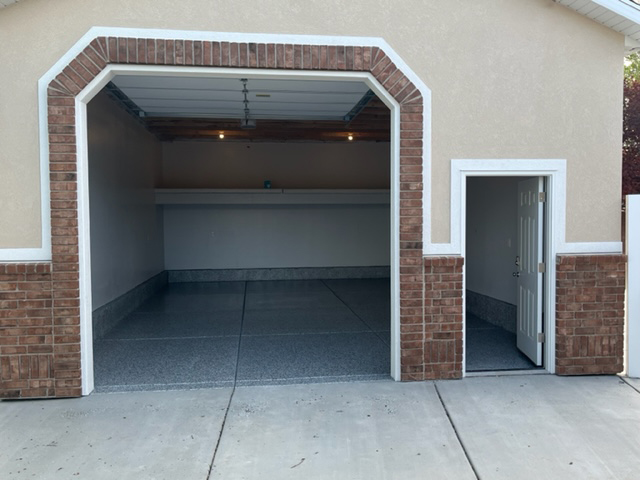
[554,0,640,49]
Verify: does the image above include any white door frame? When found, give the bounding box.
[452,159,567,376]
[74,64,403,394]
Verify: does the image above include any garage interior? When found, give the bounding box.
[86,75,392,392]
[465,177,541,372]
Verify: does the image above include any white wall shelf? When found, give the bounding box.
[155,189,391,206]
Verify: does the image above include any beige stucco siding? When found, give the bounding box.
[0,0,624,248]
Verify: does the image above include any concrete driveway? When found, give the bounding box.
[1,375,640,479]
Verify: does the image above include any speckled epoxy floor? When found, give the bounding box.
[93,279,391,392]
[465,313,538,372]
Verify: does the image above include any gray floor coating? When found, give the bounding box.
[3,376,640,479]
[94,337,240,391]
[107,311,243,339]
[236,332,390,385]
[244,291,345,310]
[466,314,537,372]
[242,306,370,335]
[138,292,246,313]
[347,304,391,332]
[94,280,547,391]
[94,279,391,392]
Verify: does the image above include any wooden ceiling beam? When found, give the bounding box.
[142,97,391,142]
[156,129,390,142]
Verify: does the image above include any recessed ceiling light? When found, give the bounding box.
[219,133,225,139]
[348,134,354,141]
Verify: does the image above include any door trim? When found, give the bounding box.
[452,159,563,376]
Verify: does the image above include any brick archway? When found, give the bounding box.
[1,35,464,398]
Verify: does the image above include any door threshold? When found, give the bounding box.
[465,369,548,378]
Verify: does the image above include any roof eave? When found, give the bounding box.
[555,0,640,52]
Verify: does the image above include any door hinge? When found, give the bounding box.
[537,332,545,343]
[539,192,546,203]
[538,262,546,273]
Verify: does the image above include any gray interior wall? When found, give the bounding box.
[88,91,165,310]
[161,141,390,189]
[163,204,390,270]
[161,140,391,269]
[465,177,519,305]
[87,107,391,281]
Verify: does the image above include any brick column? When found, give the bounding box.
[421,256,464,380]
[556,254,626,375]
[0,264,54,398]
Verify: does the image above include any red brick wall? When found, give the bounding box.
[401,257,464,381]
[556,254,626,375]
[0,264,55,398]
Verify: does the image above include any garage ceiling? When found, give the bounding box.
[107,75,390,142]
[112,76,370,121]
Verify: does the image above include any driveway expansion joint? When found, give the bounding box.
[434,381,481,480]
[621,376,640,395]
[206,281,248,479]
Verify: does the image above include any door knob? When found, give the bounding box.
[512,272,520,277]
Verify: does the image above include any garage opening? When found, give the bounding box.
[465,176,546,373]
[86,74,392,392]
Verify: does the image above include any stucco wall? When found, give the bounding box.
[88,91,164,310]
[0,0,624,249]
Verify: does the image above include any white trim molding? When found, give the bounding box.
[560,241,623,254]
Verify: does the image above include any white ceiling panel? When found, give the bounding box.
[118,87,364,105]
[110,75,370,121]
[136,98,358,111]
[113,75,368,94]
[142,111,349,120]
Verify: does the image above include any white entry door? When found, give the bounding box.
[516,177,544,366]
